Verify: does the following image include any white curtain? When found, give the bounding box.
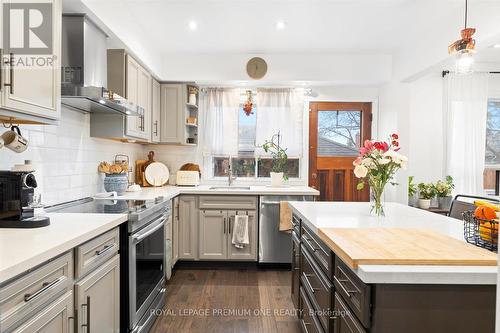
[444,73,490,195]
[201,88,240,156]
[255,88,304,156]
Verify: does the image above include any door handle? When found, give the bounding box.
[311,173,317,179]
[4,53,14,94]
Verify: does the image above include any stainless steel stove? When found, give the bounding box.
[49,196,171,333]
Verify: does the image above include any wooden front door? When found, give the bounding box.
[309,102,372,201]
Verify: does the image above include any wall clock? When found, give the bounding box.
[246,57,267,80]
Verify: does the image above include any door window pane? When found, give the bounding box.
[317,110,361,156]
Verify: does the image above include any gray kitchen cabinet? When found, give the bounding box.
[12,291,74,333]
[172,197,179,266]
[0,0,61,125]
[160,83,198,145]
[75,254,120,333]
[178,195,198,260]
[227,210,257,261]
[151,79,161,142]
[199,210,227,260]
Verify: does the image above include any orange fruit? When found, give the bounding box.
[474,206,497,221]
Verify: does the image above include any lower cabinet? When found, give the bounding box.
[12,291,74,333]
[178,195,198,260]
[74,254,120,333]
[198,209,257,261]
[333,293,366,333]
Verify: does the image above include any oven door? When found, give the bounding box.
[129,212,166,329]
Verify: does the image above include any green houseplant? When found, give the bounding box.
[417,182,435,209]
[433,175,455,210]
[408,176,418,207]
[261,132,288,186]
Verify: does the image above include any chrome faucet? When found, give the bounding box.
[227,165,237,186]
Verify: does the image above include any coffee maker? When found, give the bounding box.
[0,171,50,228]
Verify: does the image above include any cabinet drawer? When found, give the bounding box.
[300,287,325,333]
[292,215,301,236]
[199,196,257,210]
[301,247,334,333]
[301,225,334,279]
[0,252,73,332]
[75,227,119,279]
[333,258,371,328]
[334,293,367,333]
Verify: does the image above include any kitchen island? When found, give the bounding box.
[288,201,497,333]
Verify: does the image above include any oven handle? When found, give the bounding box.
[132,215,166,243]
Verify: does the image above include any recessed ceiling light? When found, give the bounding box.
[493,44,500,49]
[276,20,286,30]
[188,20,198,31]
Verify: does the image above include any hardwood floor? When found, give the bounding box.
[150,267,301,333]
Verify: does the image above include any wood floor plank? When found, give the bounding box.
[150,267,300,333]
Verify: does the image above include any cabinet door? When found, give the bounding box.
[75,255,120,333]
[178,196,198,259]
[199,210,227,260]
[1,0,61,120]
[151,79,161,142]
[125,55,140,138]
[172,197,179,265]
[160,84,184,143]
[137,66,151,140]
[227,210,257,261]
[13,291,73,333]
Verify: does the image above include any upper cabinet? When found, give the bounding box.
[0,0,62,125]
[160,83,198,145]
[151,79,161,143]
[106,49,151,142]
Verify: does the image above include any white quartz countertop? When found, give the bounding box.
[118,185,319,200]
[288,201,498,285]
[0,213,127,284]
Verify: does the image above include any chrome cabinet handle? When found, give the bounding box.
[95,243,114,256]
[223,217,226,234]
[302,273,320,294]
[336,277,358,297]
[228,216,233,234]
[4,53,14,94]
[24,276,64,302]
[303,236,320,252]
[81,296,91,333]
[154,120,158,135]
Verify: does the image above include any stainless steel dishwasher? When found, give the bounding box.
[259,195,313,263]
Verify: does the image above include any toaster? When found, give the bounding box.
[176,170,200,186]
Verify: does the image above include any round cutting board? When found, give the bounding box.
[145,162,169,186]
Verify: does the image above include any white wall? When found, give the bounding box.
[0,107,144,206]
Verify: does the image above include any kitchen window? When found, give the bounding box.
[212,103,300,179]
[484,99,500,195]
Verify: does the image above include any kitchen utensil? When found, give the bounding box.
[1,126,28,153]
[145,162,169,186]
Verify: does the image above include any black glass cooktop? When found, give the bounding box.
[49,198,156,215]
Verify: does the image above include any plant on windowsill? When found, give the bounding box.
[417,182,435,210]
[433,175,455,210]
[260,132,288,187]
[408,176,418,207]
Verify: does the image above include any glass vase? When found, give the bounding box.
[370,186,386,217]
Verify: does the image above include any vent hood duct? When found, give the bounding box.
[61,15,140,116]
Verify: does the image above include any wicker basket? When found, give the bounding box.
[463,210,498,252]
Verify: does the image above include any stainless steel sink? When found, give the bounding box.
[209,186,251,190]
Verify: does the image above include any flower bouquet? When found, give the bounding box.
[353,134,408,217]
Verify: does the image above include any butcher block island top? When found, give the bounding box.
[288,201,498,284]
[319,227,497,269]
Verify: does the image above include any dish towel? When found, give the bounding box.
[232,215,249,249]
[279,201,293,232]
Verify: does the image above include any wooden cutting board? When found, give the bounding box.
[318,228,498,269]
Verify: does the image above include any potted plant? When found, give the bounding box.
[408,176,418,207]
[261,132,288,187]
[433,175,455,210]
[354,134,408,217]
[417,182,435,209]
[98,161,129,195]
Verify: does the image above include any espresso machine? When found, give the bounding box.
[0,171,50,228]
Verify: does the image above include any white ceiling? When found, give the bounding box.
[76,0,500,82]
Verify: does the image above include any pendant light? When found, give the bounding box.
[448,0,476,74]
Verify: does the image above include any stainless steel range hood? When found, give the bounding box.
[61,15,140,116]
